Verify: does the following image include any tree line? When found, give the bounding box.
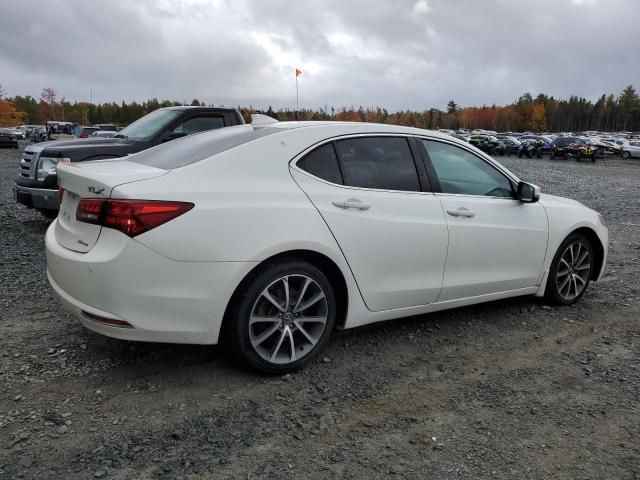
[1,84,639,133]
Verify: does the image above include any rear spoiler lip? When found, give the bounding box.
[57,160,169,199]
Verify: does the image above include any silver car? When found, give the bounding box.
[621,141,640,159]
[89,130,118,139]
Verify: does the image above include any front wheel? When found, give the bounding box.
[622,151,631,159]
[227,260,336,373]
[544,233,593,306]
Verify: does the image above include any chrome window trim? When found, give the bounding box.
[289,132,428,195]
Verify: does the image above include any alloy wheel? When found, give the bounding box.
[556,241,591,301]
[249,274,328,365]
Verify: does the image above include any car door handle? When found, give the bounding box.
[332,199,371,211]
[447,208,475,218]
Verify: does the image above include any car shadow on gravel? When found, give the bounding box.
[74,294,546,378]
[15,218,53,234]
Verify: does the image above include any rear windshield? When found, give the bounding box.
[128,125,279,169]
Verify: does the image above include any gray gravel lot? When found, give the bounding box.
[1,143,639,479]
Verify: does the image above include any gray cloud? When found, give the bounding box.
[1,0,638,111]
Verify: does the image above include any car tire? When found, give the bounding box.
[544,233,594,306]
[550,152,556,160]
[227,260,337,373]
[622,151,631,159]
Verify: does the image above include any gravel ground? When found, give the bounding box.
[1,143,639,479]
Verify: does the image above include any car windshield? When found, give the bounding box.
[117,109,181,140]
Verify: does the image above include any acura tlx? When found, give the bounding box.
[45,118,608,373]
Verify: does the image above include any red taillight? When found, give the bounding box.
[81,310,133,328]
[76,199,194,237]
[76,198,104,224]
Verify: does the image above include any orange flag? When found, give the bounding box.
[295,68,302,77]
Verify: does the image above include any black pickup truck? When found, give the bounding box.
[14,106,244,218]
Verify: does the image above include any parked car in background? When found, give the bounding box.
[45,120,608,373]
[90,130,118,139]
[469,135,506,155]
[74,126,101,138]
[14,106,245,218]
[47,121,74,134]
[30,126,48,143]
[621,141,640,159]
[0,129,19,148]
[496,135,522,155]
[518,138,544,158]
[8,127,26,139]
[550,137,583,159]
[93,123,118,131]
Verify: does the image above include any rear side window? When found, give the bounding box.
[297,143,343,184]
[333,137,420,192]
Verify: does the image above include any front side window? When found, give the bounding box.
[172,116,225,135]
[333,137,420,192]
[422,140,513,197]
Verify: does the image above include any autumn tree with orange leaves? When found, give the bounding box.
[0,84,26,126]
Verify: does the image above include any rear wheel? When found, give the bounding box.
[227,260,336,373]
[544,233,593,306]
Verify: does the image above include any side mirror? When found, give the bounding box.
[517,181,541,203]
[161,132,187,143]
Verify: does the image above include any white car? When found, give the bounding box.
[621,140,640,159]
[89,130,118,139]
[45,120,608,373]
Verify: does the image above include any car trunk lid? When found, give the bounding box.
[55,159,168,252]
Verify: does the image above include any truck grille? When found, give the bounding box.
[19,150,37,179]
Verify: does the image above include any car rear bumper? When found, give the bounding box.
[45,220,256,344]
[14,184,59,210]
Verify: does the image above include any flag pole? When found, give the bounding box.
[295,73,299,120]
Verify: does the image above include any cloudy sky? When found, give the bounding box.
[1,0,638,111]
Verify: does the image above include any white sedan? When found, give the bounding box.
[46,120,608,373]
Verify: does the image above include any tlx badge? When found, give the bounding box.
[88,186,105,195]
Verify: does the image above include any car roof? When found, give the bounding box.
[161,106,238,112]
[256,120,454,140]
